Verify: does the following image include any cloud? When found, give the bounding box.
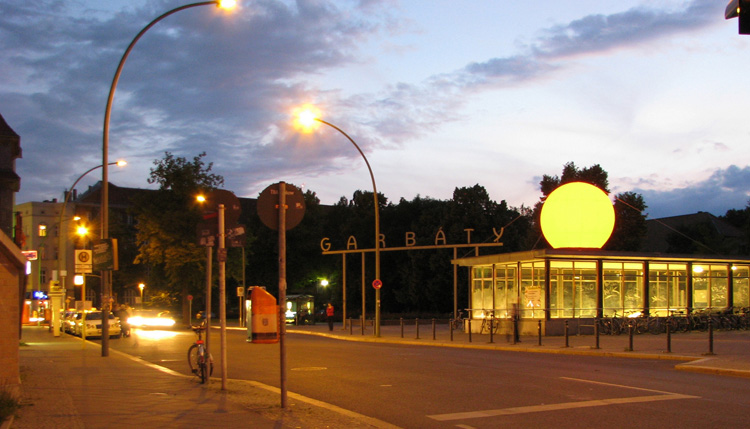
[634,165,750,218]
[1,0,729,204]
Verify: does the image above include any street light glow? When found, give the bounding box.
[116,160,127,167]
[196,195,207,203]
[218,0,238,10]
[76,225,89,236]
[294,106,322,132]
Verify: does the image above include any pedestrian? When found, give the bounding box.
[326,303,335,331]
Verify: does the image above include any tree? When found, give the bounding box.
[605,192,648,251]
[132,152,224,321]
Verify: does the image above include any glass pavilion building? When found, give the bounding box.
[452,248,750,335]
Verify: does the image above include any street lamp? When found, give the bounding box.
[138,283,145,309]
[57,161,126,287]
[100,0,237,357]
[296,108,382,337]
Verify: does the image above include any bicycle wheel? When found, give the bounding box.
[187,344,200,375]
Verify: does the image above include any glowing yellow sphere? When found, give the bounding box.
[540,182,615,249]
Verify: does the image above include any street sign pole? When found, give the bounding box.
[279,182,288,408]
[219,204,227,391]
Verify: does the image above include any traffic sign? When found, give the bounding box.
[372,279,382,289]
[187,295,193,301]
[257,182,306,231]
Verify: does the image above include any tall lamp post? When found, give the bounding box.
[57,161,126,294]
[100,0,237,357]
[296,109,382,337]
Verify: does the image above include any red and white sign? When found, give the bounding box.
[372,279,383,290]
[21,250,38,261]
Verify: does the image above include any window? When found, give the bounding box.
[733,266,749,309]
[648,263,687,316]
[38,223,47,237]
[549,261,597,318]
[603,262,644,317]
[692,264,729,311]
[519,262,544,318]
[471,266,493,319]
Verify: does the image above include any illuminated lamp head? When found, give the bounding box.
[540,181,615,249]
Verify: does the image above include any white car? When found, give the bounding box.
[73,311,121,338]
[128,310,177,330]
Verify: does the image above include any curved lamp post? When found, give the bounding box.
[100,0,237,357]
[57,161,126,299]
[296,110,382,337]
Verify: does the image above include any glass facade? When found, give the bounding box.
[464,252,750,321]
[603,262,643,317]
[648,263,687,316]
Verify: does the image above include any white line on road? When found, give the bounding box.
[427,377,700,422]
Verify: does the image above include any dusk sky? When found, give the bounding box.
[2,0,749,219]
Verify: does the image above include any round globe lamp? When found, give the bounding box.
[540,182,615,249]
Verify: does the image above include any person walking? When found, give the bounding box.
[326,303,335,331]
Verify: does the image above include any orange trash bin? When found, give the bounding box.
[251,287,279,344]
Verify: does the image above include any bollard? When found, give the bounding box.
[400,318,404,338]
[668,317,675,351]
[349,318,353,335]
[564,320,569,348]
[705,317,715,356]
[627,320,634,351]
[469,321,472,343]
[537,320,542,346]
[432,318,436,340]
[489,317,494,344]
[450,319,454,341]
[416,318,420,339]
[361,316,365,336]
[594,318,600,349]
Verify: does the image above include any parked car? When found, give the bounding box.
[73,311,121,338]
[61,309,78,334]
[128,310,176,330]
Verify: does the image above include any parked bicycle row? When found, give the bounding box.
[597,307,750,335]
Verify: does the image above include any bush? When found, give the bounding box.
[0,389,20,423]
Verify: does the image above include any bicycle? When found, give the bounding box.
[187,324,214,384]
[450,310,466,332]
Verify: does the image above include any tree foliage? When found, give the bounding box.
[132,152,224,317]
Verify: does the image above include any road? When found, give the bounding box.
[104,327,750,428]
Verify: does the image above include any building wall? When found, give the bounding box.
[0,230,25,394]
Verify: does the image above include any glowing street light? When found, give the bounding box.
[138,283,146,308]
[100,1,237,358]
[296,107,382,337]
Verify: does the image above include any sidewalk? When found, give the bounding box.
[12,323,749,428]
[13,326,392,429]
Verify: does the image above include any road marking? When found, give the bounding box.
[291,366,327,371]
[427,378,700,422]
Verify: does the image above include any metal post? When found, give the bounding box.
[415,318,420,339]
[706,317,715,355]
[205,246,212,367]
[627,320,634,352]
[432,318,436,340]
[489,315,494,344]
[666,317,672,353]
[348,318,353,335]
[278,182,288,408]
[468,320,472,343]
[564,320,569,348]
[450,319,454,342]
[537,320,542,346]
[219,204,227,391]
[594,318,600,349]
[400,318,404,338]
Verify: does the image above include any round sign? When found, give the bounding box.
[372,279,382,289]
[187,295,193,301]
[257,182,306,231]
